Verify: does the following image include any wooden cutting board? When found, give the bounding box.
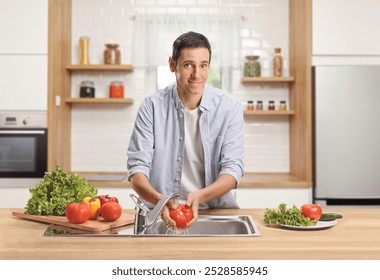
[12,210,135,232]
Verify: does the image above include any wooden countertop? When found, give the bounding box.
[1,208,379,260]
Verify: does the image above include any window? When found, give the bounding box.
[133,15,238,94]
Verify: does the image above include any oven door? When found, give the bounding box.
[0,128,47,177]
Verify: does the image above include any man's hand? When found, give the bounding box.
[185,192,202,227]
[160,199,177,229]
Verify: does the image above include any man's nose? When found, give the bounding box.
[192,66,200,78]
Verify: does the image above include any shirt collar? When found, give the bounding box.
[172,83,212,112]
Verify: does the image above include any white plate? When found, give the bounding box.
[279,220,337,230]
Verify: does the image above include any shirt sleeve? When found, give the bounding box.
[218,99,245,186]
[127,98,155,181]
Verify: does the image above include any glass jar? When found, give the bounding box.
[273,48,283,77]
[247,100,254,111]
[109,81,124,98]
[256,100,263,110]
[268,100,275,111]
[80,80,95,98]
[244,55,261,77]
[79,36,90,65]
[279,100,287,111]
[104,44,121,65]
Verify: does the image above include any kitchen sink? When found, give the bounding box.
[44,215,261,237]
[142,215,260,236]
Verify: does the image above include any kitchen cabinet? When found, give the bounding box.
[236,188,311,208]
[0,178,41,208]
[0,186,34,208]
[237,173,312,206]
[0,0,48,54]
[47,0,312,190]
[0,0,48,111]
[313,0,380,56]
[0,55,47,110]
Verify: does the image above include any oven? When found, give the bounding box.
[0,111,47,178]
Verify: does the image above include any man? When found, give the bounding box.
[127,31,244,228]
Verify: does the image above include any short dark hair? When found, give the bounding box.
[172,31,212,65]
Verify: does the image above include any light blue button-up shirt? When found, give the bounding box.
[127,83,244,208]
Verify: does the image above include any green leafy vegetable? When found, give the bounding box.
[25,166,97,216]
[263,203,317,226]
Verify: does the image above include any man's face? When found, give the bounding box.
[169,47,210,97]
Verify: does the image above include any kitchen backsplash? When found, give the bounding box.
[70,0,290,173]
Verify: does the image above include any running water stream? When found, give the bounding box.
[165,228,189,235]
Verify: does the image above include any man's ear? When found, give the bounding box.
[168,57,176,72]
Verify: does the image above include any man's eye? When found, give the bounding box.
[184,64,192,68]
[201,64,209,68]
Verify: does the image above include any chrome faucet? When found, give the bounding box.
[129,193,179,234]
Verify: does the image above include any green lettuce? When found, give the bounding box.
[263,203,317,226]
[25,166,97,216]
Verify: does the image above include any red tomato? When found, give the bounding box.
[180,204,193,221]
[65,202,91,224]
[101,202,122,222]
[169,204,193,229]
[301,204,322,221]
[97,194,119,206]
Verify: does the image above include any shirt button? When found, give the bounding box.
[177,157,181,161]
[179,114,183,118]
[179,136,183,141]
[174,177,179,182]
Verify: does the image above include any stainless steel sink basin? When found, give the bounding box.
[44,215,261,237]
[141,215,260,236]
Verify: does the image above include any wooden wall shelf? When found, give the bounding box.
[75,171,311,188]
[66,64,134,72]
[239,172,312,188]
[241,77,295,83]
[243,110,295,116]
[65,98,134,104]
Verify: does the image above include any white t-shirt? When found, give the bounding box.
[180,107,208,209]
